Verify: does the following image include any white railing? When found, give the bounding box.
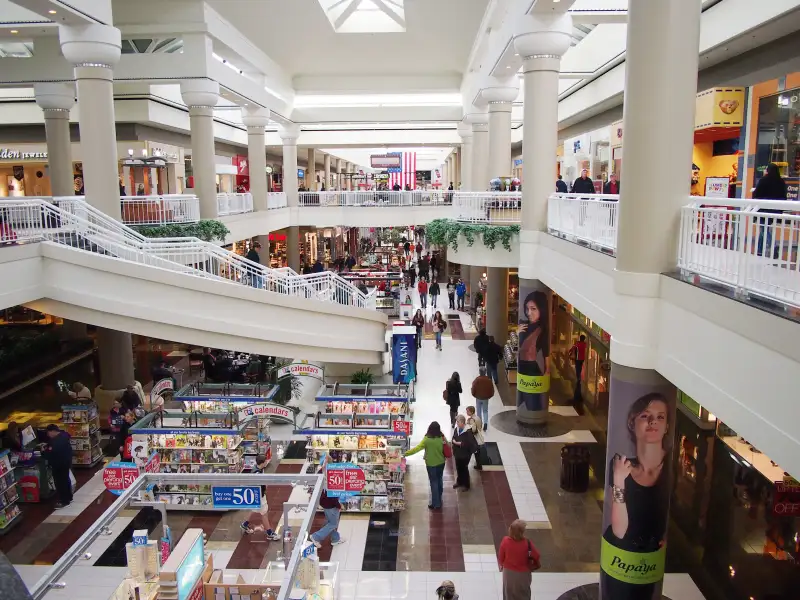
[453,192,522,223]
[47,194,200,226]
[298,190,451,207]
[678,198,800,308]
[547,193,619,253]
[217,192,253,216]
[268,192,288,210]
[0,199,376,310]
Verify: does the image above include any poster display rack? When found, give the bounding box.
[0,450,21,534]
[130,411,268,509]
[62,403,103,467]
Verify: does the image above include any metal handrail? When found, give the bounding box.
[0,199,376,309]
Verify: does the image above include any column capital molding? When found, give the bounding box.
[513,12,573,60]
[59,24,121,67]
[472,121,489,133]
[487,100,513,113]
[463,112,488,126]
[242,106,271,129]
[34,82,75,111]
[180,79,219,109]
[457,123,473,139]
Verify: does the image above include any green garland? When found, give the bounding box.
[425,219,519,252]
[132,220,230,242]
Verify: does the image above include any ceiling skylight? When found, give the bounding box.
[317,0,406,33]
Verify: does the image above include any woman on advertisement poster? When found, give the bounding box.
[601,392,672,600]
[517,290,550,409]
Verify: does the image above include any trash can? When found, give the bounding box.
[560,445,590,493]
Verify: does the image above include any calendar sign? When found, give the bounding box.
[325,462,365,498]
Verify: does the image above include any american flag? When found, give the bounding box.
[388,152,417,189]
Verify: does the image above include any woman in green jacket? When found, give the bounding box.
[405,421,448,509]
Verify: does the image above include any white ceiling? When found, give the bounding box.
[206,0,489,79]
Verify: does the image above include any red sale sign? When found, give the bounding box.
[393,420,412,435]
[325,463,365,497]
[326,468,345,492]
[103,462,140,495]
[344,467,366,493]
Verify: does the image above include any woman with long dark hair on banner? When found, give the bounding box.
[601,392,672,600]
[517,290,550,410]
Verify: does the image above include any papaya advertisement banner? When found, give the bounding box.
[516,281,551,415]
[600,369,676,599]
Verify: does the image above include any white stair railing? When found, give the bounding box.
[0,199,375,309]
[452,192,522,223]
[678,197,800,308]
[547,193,619,253]
[298,190,452,207]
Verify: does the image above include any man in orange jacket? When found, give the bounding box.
[470,369,494,432]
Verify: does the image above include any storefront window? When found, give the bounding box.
[755,87,800,200]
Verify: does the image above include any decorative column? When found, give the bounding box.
[454,148,461,188]
[336,158,343,190]
[34,82,75,197]
[458,124,473,191]
[469,265,483,313]
[59,24,122,219]
[280,125,301,272]
[324,154,331,190]
[181,80,219,219]
[242,106,270,212]
[598,3,701,598]
[346,163,353,190]
[486,267,509,345]
[513,13,573,425]
[306,148,317,190]
[482,77,518,181]
[465,111,489,191]
[60,24,134,391]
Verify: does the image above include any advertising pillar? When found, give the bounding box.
[515,279,552,424]
[391,325,418,384]
[599,364,676,600]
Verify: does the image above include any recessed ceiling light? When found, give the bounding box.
[10,30,18,34]
[506,66,511,69]
[514,53,519,56]
[49,9,57,14]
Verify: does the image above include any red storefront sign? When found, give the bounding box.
[393,420,412,435]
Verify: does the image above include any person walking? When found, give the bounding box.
[569,334,588,401]
[432,311,447,351]
[403,239,411,260]
[43,424,73,508]
[447,278,456,309]
[310,487,345,548]
[455,279,467,310]
[556,175,568,193]
[412,309,425,349]
[572,169,595,194]
[429,254,438,280]
[419,254,430,282]
[465,406,485,470]
[603,173,620,195]
[484,335,504,385]
[429,279,440,308]
[474,328,490,367]
[405,421,449,509]
[418,277,428,309]
[241,482,281,541]
[452,414,478,491]
[471,370,493,432]
[445,372,462,427]
[416,241,423,260]
[753,162,788,258]
[246,241,263,288]
[498,519,540,600]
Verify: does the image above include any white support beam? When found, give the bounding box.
[9,0,111,25]
[570,10,628,25]
[526,0,577,15]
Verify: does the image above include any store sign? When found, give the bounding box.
[144,451,161,475]
[187,581,204,600]
[238,402,294,423]
[151,378,174,404]
[212,486,262,510]
[371,154,402,170]
[277,362,324,380]
[103,461,140,495]
[601,538,666,585]
[704,177,729,199]
[695,87,745,129]
[325,462,366,498]
[772,480,800,516]
[0,148,47,160]
[391,330,417,384]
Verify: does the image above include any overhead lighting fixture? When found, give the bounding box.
[10,30,18,34]
[49,9,57,14]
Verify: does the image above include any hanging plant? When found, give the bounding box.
[424,219,520,252]
[133,220,230,242]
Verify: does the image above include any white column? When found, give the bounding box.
[59,24,122,218]
[306,148,317,190]
[616,0,701,276]
[149,167,158,194]
[280,125,301,272]
[324,154,331,190]
[470,118,489,190]
[122,166,131,195]
[181,80,219,219]
[336,158,343,190]
[514,15,573,234]
[454,148,461,187]
[242,106,270,211]
[483,79,518,180]
[34,83,75,197]
[346,163,353,190]
[458,124,473,190]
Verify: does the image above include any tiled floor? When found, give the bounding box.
[8,252,707,600]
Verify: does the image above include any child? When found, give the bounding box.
[465,406,485,470]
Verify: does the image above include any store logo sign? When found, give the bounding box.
[0,148,47,160]
[773,480,800,516]
[517,373,550,394]
[238,402,293,423]
[601,539,665,585]
[277,363,324,380]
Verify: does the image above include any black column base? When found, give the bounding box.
[555,583,672,600]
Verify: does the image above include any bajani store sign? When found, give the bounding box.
[0,148,48,160]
